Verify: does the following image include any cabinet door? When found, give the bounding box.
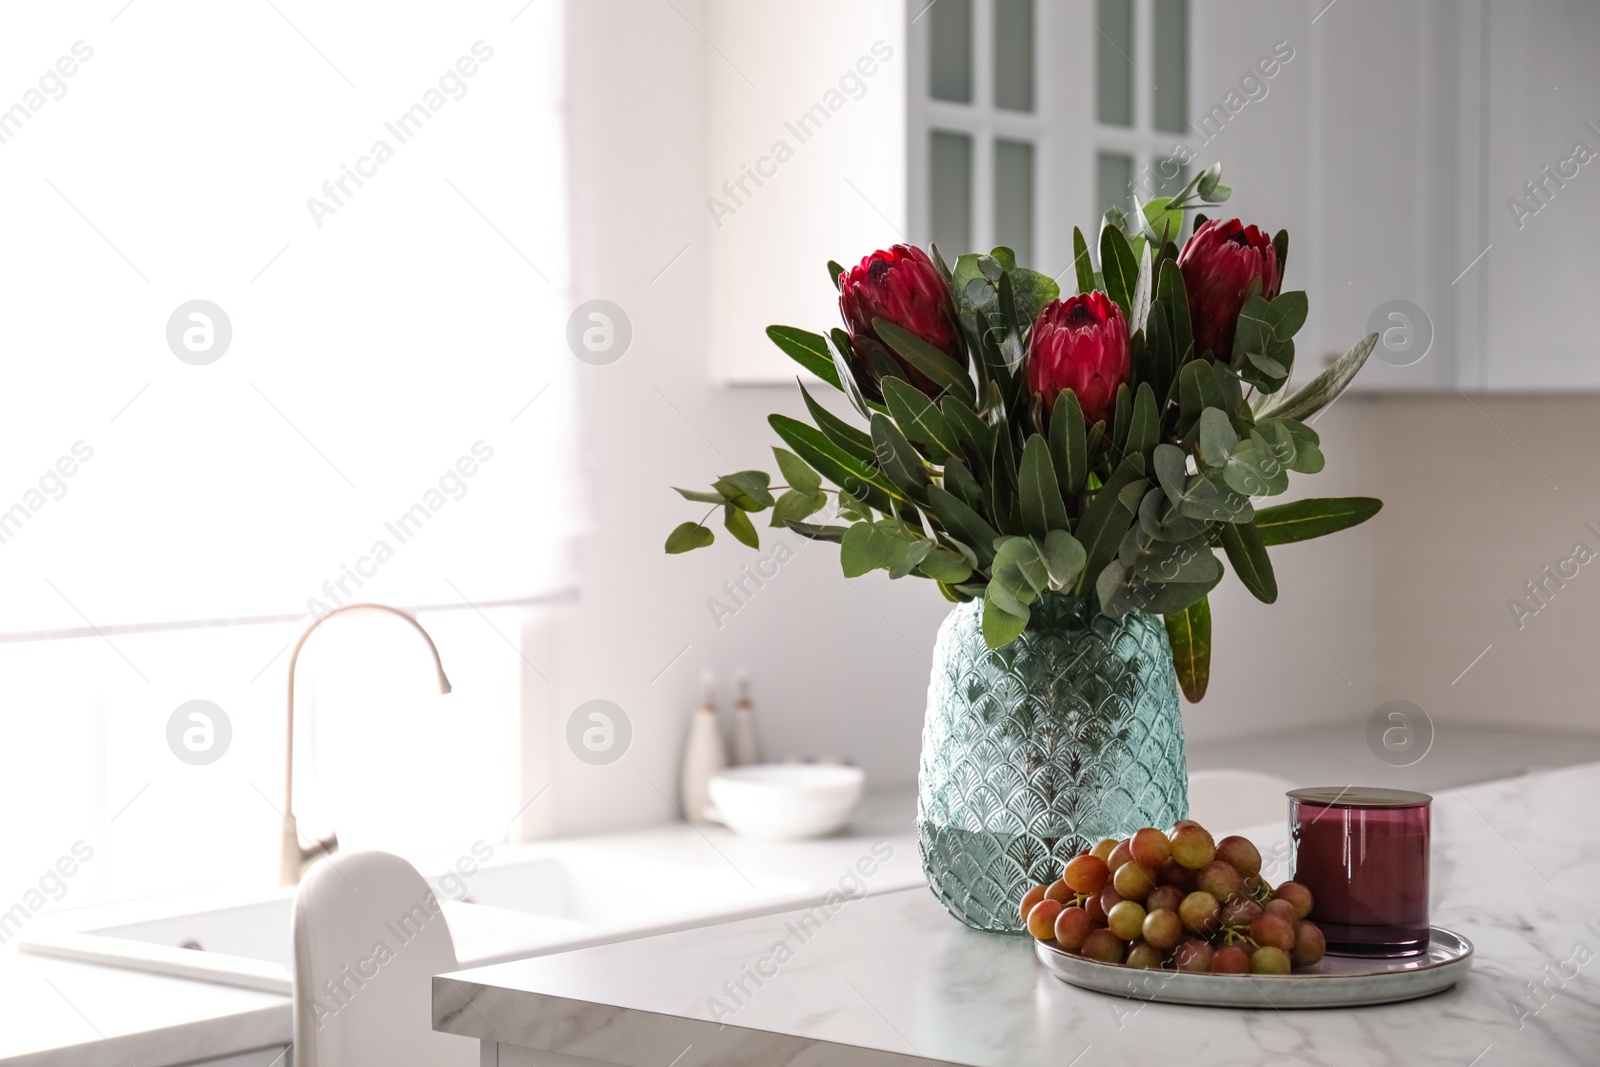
[175,1047,291,1067]
[1475,0,1600,390]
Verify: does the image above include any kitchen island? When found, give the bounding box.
[434,760,1600,1066]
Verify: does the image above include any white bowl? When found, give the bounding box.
[707,763,865,841]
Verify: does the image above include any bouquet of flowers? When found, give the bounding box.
[665,165,1380,700]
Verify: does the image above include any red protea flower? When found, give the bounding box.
[838,245,964,400]
[1177,219,1281,361]
[1025,292,1129,426]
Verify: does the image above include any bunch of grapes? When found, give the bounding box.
[1019,821,1325,975]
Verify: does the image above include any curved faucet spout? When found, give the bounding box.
[280,603,452,885]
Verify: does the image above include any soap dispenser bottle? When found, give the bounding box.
[730,670,761,766]
[680,668,726,825]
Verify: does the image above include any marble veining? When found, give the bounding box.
[435,760,1600,1066]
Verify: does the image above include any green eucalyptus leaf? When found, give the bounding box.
[919,547,974,584]
[1175,468,1254,523]
[785,520,849,543]
[1265,291,1308,338]
[1197,407,1239,468]
[1153,443,1188,505]
[1138,486,1207,543]
[982,588,1030,648]
[835,491,873,523]
[1041,529,1087,589]
[770,488,828,527]
[1010,268,1061,324]
[888,538,935,579]
[675,487,727,504]
[840,520,916,577]
[712,471,774,511]
[772,447,822,495]
[665,521,715,554]
[724,504,760,548]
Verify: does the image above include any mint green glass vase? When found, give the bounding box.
[916,594,1188,932]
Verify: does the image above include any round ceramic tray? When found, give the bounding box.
[1036,927,1473,1008]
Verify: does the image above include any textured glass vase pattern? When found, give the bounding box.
[916,594,1188,931]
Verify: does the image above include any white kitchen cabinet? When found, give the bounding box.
[175,1049,290,1067]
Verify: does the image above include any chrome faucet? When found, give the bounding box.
[280,603,452,886]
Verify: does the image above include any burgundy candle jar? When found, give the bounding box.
[1288,787,1432,957]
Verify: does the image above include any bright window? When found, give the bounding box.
[0,2,574,910]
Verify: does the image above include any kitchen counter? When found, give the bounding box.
[1,789,920,1065]
[434,760,1600,1066]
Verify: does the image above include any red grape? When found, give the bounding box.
[1210,945,1250,974]
[1107,838,1135,872]
[1250,946,1292,975]
[1091,837,1119,862]
[1112,861,1157,901]
[1197,860,1243,903]
[1173,940,1214,973]
[1054,906,1092,952]
[1019,884,1047,924]
[1220,898,1263,928]
[1044,879,1072,905]
[1249,913,1296,952]
[1107,900,1147,940]
[1131,827,1172,867]
[1146,885,1185,914]
[1155,859,1198,892]
[1080,928,1126,964]
[1215,835,1262,878]
[1170,824,1216,869]
[1142,908,1183,951]
[1264,899,1299,928]
[1274,881,1314,920]
[1064,854,1111,895]
[1292,921,1326,967]
[1027,899,1064,940]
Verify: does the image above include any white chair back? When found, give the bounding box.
[1186,769,1296,835]
[292,850,476,1067]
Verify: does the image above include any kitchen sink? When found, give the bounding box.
[18,851,808,994]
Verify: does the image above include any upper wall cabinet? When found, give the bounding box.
[710,0,1600,391]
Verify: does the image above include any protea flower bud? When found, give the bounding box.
[838,245,964,400]
[1025,292,1129,427]
[1176,218,1281,360]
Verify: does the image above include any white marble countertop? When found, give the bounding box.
[434,761,1600,1066]
[0,789,920,1065]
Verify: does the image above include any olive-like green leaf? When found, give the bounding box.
[982,586,1030,648]
[1158,260,1193,366]
[1164,597,1212,703]
[1130,240,1153,332]
[1099,557,1222,619]
[828,259,846,290]
[870,413,931,502]
[1128,533,1224,584]
[665,521,714,554]
[942,394,992,473]
[1049,390,1089,493]
[883,377,959,459]
[724,504,760,548]
[800,382,876,464]
[674,487,727,504]
[1124,382,1159,459]
[926,486,1000,568]
[768,414,898,513]
[713,471,774,512]
[1100,223,1139,319]
[1072,454,1147,596]
[1272,229,1289,278]
[1255,333,1379,423]
[1073,226,1097,296]
[1253,497,1383,546]
[772,447,822,495]
[1019,434,1070,537]
[1110,383,1133,459]
[942,456,987,515]
[826,329,874,419]
[1179,359,1228,435]
[873,319,977,404]
[765,325,842,390]
[1220,520,1277,603]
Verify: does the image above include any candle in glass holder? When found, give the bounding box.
[1288,787,1431,957]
